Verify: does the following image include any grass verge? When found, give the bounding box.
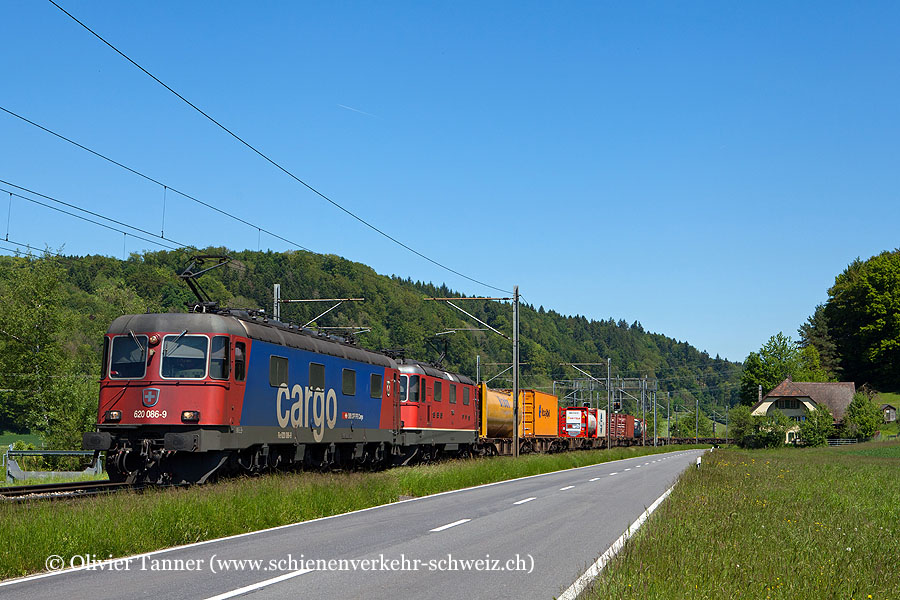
[0,444,705,580]
[0,472,109,488]
[585,443,900,600]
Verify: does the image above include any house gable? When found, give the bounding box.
[751,377,855,423]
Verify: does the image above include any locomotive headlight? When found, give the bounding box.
[181,410,200,423]
[104,410,122,422]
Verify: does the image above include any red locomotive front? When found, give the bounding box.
[97,315,249,429]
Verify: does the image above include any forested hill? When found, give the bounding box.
[0,247,741,442]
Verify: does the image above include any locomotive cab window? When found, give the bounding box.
[234,342,246,381]
[342,369,356,396]
[161,334,209,379]
[449,383,457,404]
[310,363,325,390]
[370,373,383,398]
[109,334,148,379]
[269,356,288,387]
[210,336,230,380]
[463,387,470,406]
[100,336,110,379]
[434,380,442,403]
[400,375,419,403]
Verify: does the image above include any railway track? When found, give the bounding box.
[0,480,133,502]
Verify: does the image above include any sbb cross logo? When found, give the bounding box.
[142,388,160,407]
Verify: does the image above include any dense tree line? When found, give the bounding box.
[804,250,900,390]
[739,249,899,413]
[0,247,741,447]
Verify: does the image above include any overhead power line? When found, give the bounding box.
[46,0,510,295]
[0,184,180,251]
[0,178,186,248]
[0,105,311,253]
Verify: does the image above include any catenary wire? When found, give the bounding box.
[0,105,311,253]
[46,0,511,295]
[0,186,180,251]
[0,178,187,248]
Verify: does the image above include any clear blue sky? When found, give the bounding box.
[1,1,898,362]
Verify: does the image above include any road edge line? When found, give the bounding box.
[0,449,699,589]
[557,483,675,600]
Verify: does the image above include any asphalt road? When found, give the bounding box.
[0,448,706,600]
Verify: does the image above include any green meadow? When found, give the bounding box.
[586,443,900,600]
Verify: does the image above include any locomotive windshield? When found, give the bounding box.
[109,334,148,379]
[161,334,209,379]
[400,375,419,402]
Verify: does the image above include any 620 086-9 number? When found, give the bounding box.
[133,410,167,419]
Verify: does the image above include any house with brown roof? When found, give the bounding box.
[750,377,856,443]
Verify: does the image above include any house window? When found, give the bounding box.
[776,398,800,410]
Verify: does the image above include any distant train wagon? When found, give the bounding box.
[558,406,606,439]
[609,413,643,442]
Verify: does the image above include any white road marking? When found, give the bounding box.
[558,484,676,600]
[609,472,618,476]
[624,468,631,471]
[559,486,575,491]
[430,519,471,532]
[514,497,536,505]
[203,569,313,600]
[635,465,642,468]
[589,477,601,482]
[0,449,700,591]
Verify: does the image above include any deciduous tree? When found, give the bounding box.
[842,392,882,440]
[740,333,831,405]
[798,404,834,446]
[824,250,900,388]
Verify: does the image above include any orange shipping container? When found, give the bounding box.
[520,389,559,437]
[479,384,559,438]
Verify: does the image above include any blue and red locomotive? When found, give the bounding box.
[83,309,480,483]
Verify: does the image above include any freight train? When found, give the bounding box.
[83,308,645,484]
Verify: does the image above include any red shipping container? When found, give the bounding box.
[609,413,637,439]
[558,407,598,438]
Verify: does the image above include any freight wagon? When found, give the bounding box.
[609,413,644,445]
[477,384,564,454]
